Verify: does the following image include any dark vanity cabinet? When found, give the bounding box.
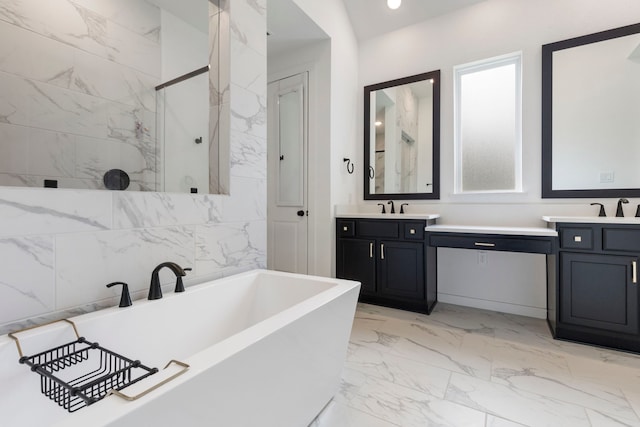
[548,223,640,352]
[336,218,437,314]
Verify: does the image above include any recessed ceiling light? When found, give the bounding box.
[387,0,401,10]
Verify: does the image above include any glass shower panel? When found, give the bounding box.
[277,89,304,206]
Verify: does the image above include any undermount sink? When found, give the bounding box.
[337,212,440,220]
[542,215,640,224]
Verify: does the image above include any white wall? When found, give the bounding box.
[279,0,359,277]
[357,0,640,317]
[0,0,267,334]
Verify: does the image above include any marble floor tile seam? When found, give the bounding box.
[338,366,493,426]
[487,370,640,425]
[444,372,594,427]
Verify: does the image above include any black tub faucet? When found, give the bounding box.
[387,200,395,214]
[616,198,629,217]
[148,262,187,300]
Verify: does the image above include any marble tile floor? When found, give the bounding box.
[310,303,640,427]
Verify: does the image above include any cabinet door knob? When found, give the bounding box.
[343,226,348,231]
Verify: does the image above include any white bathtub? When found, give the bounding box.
[0,269,360,426]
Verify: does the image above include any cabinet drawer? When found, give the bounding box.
[337,220,355,237]
[603,228,640,253]
[429,233,553,254]
[404,222,425,240]
[358,220,399,238]
[560,227,593,250]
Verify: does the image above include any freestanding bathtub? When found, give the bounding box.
[0,269,360,426]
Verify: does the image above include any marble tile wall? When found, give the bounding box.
[0,0,160,190]
[0,0,267,335]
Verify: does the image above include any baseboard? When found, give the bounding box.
[438,293,546,319]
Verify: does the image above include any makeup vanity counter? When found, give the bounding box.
[544,216,640,353]
[335,214,557,316]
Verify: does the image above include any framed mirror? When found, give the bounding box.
[542,23,640,198]
[0,0,225,194]
[364,70,440,200]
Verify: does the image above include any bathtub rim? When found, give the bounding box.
[35,269,361,426]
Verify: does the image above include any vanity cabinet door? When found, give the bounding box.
[378,241,425,300]
[337,238,376,295]
[560,252,639,335]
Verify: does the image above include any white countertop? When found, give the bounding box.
[337,213,440,220]
[542,216,640,225]
[426,224,558,237]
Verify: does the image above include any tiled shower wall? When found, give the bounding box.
[0,0,267,334]
[0,0,161,190]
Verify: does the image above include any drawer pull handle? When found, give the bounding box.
[369,242,373,258]
[633,261,637,284]
[474,242,496,247]
[381,243,385,260]
[574,235,582,242]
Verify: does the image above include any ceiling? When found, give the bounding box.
[342,0,486,41]
[267,0,487,57]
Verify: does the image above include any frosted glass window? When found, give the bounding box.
[454,53,522,193]
[277,89,303,206]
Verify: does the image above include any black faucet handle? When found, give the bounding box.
[636,204,640,218]
[400,203,409,214]
[106,281,132,307]
[175,268,192,293]
[377,203,386,214]
[590,203,606,217]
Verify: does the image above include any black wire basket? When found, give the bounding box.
[10,320,158,413]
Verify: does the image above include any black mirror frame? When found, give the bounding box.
[364,70,441,200]
[542,22,640,198]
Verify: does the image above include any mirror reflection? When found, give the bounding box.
[0,0,223,194]
[542,23,640,198]
[364,70,440,200]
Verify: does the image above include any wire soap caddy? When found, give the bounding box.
[8,319,186,413]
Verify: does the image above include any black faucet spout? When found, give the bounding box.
[616,198,629,217]
[387,200,395,214]
[148,262,186,300]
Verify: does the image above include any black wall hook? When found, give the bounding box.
[343,158,354,174]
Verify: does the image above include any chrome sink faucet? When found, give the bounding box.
[148,262,188,300]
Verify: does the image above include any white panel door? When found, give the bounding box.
[267,72,308,273]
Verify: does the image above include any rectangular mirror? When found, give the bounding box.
[542,23,640,198]
[0,0,225,194]
[364,70,440,200]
